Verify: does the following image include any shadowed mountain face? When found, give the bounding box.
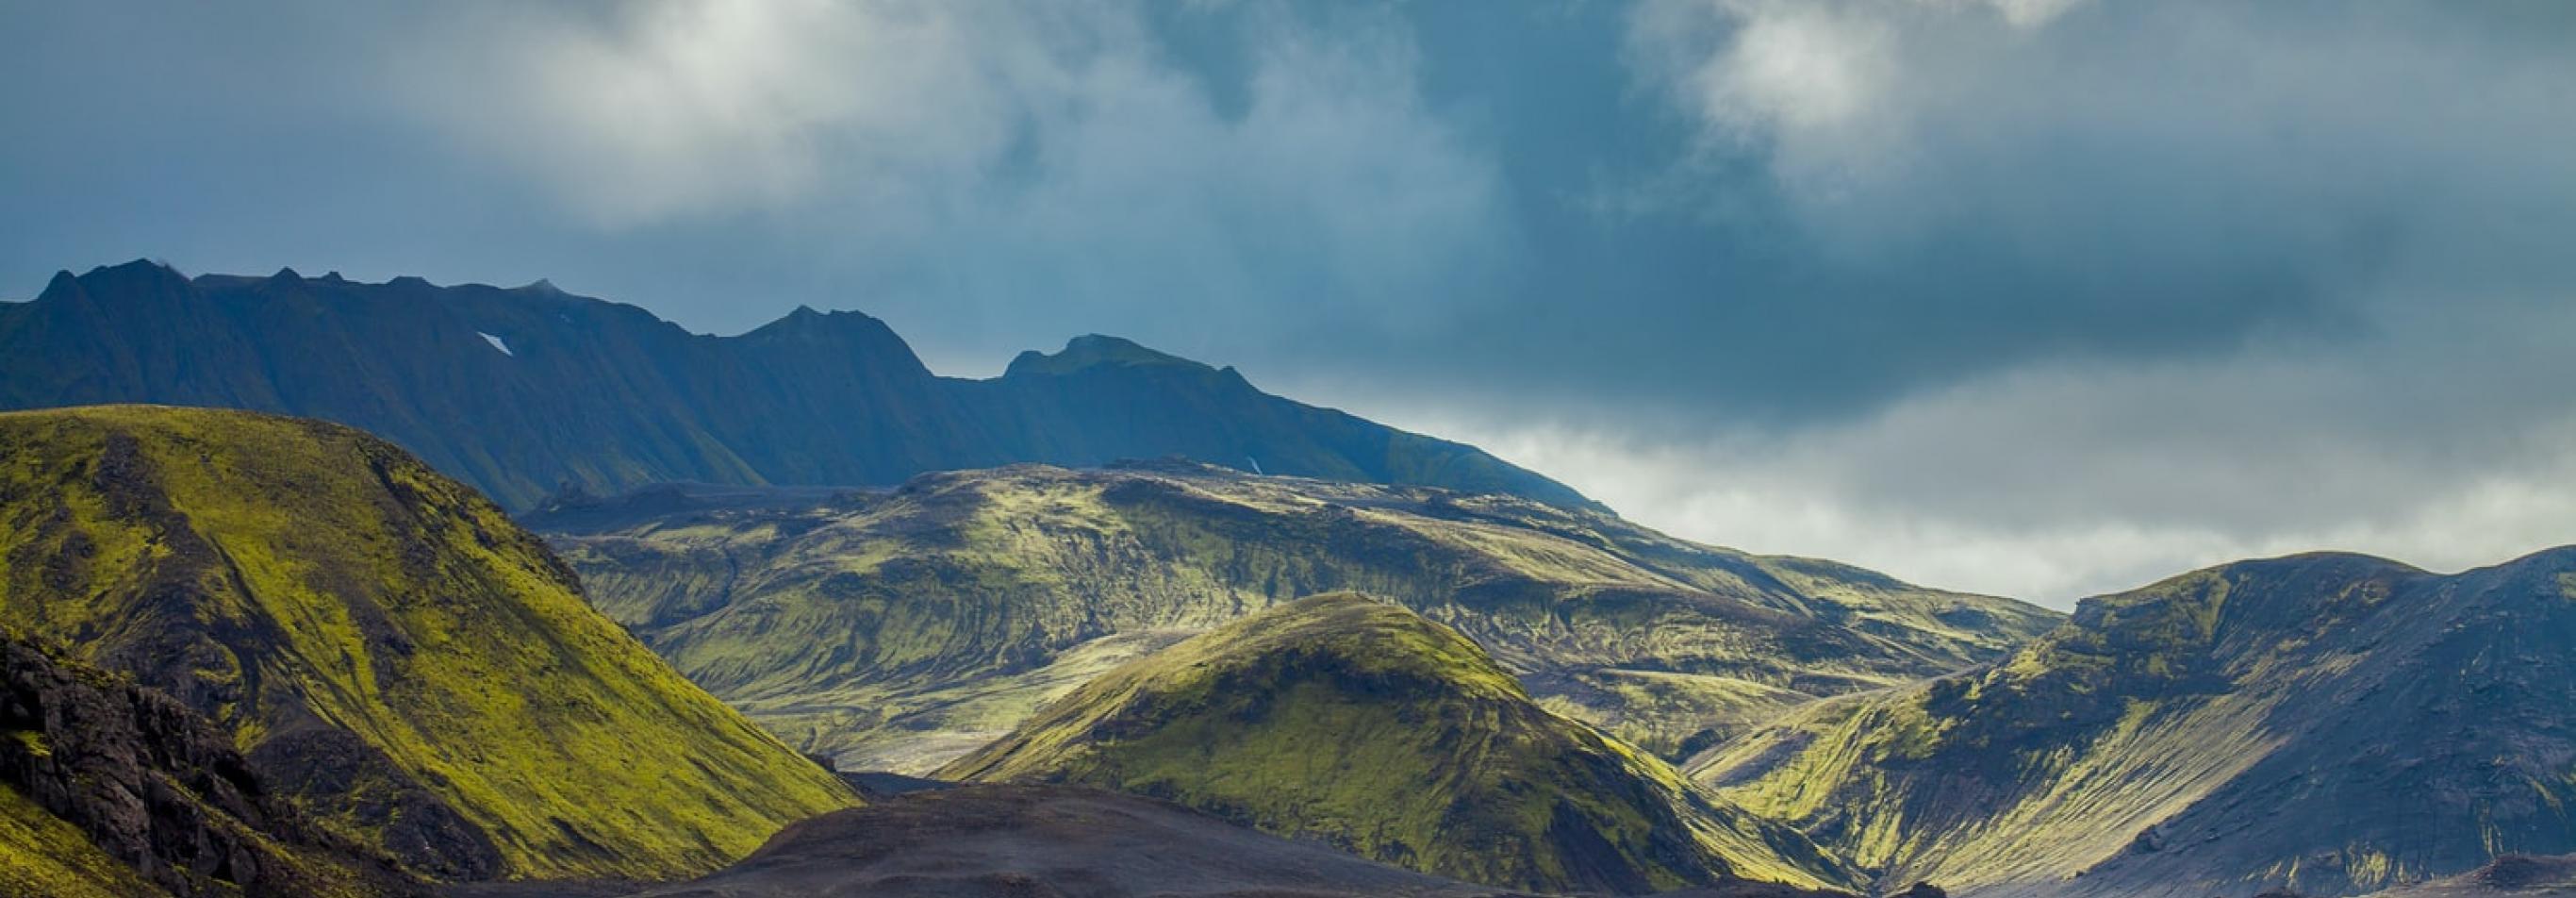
[2374,855,2576,898]
[1690,550,2576,898]
[942,593,1854,896]
[2,631,421,898]
[533,466,2056,773]
[0,260,1595,511]
[0,407,855,882]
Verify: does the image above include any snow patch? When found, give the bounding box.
[479,332,514,357]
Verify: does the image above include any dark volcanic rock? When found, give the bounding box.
[0,632,420,896]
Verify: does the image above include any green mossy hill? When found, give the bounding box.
[537,465,2056,772]
[3,782,164,898]
[939,593,1854,896]
[1691,549,2576,898]
[2,629,419,897]
[0,406,854,881]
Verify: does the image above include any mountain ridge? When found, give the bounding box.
[535,465,2057,773]
[0,259,1597,511]
[1689,546,2576,898]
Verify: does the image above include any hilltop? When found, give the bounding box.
[941,593,1853,895]
[0,406,854,881]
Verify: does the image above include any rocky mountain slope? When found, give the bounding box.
[0,260,1592,509]
[1689,549,2576,898]
[3,629,419,898]
[534,466,2056,772]
[941,593,1855,896]
[0,406,855,881]
[2374,856,2576,897]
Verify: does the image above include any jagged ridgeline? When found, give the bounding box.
[0,406,855,881]
[0,260,1594,510]
[942,593,1855,896]
[1691,550,2576,898]
[536,465,2057,773]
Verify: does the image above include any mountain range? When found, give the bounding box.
[7,259,2575,898]
[0,261,1593,511]
[531,465,2056,773]
[1690,550,2576,897]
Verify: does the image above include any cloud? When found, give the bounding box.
[401,1,1085,225]
[390,0,1510,345]
[1361,290,2576,605]
[8,1,2576,603]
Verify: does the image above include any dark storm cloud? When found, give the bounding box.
[5,0,2573,601]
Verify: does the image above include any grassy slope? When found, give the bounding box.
[1,625,414,898]
[0,783,165,898]
[0,406,853,881]
[1691,550,2576,898]
[544,464,2056,770]
[940,592,1853,896]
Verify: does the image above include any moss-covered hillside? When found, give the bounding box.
[1691,549,2576,898]
[0,406,855,881]
[538,463,2056,771]
[939,593,1853,895]
[2,627,417,898]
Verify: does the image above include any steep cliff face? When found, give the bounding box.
[537,465,2056,772]
[1692,549,2576,898]
[1,631,417,898]
[0,261,1593,510]
[0,406,855,881]
[942,594,1854,896]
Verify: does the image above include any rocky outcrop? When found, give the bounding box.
[1,631,418,897]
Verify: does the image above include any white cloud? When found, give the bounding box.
[1625,0,2085,197]
[392,0,1508,343]
[1329,293,2576,607]
[403,1,1033,224]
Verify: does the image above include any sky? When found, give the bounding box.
[6,0,2574,606]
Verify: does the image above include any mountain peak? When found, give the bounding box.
[91,258,183,278]
[745,304,899,341]
[38,259,190,307]
[1005,334,1210,378]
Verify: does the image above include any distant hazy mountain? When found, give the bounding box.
[533,464,2056,772]
[1690,550,2576,898]
[0,407,854,882]
[0,260,1595,510]
[943,593,1854,895]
